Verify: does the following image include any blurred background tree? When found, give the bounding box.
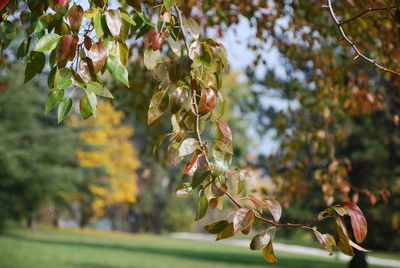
[0,67,87,230]
[68,101,140,230]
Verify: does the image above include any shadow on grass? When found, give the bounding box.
[5,233,344,268]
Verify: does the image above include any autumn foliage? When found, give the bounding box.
[2,0,398,262]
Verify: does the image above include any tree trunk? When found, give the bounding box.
[349,250,368,268]
[153,193,165,234]
[26,216,35,228]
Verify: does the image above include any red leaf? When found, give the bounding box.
[89,42,107,73]
[183,152,206,177]
[0,0,10,10]
[57,35,79,61]
[215,120,233,141]
[58,0,67,7]
[198,87,218,115]
[341,202,367,243]
[68,5,84,32]
[150,29,162,51]
[84,36,92,50]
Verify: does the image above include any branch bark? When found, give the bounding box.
[326,0,400,77]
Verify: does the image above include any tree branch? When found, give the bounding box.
[339,5,400,26]
[174,3,332,232]
[174,6,190,53]
[326,0,400,77]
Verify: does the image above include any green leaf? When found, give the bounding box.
[106,55,129,87]
[192,167,211,189]
[204,220,229,234]
[93,13,105,38]
[33,33,61,52]
[176,182,193,198]
[137,12,155,27]
[84,8,101,19]
[184,18,199,39]
[45,89,64,113]
[86,92,97,116]
[262,240,277,263]
[163,0,177,10]
[195,194,208,220]
[24,51,45,83]
[334,217,354,256]
[86,81,114,98]
[57,78,72,89]
[79,94,93,119]
[144,48,161,70]
[148,91,165,125]
[120,12,136,25]
[200,42,213,66]
[57,97,73,123]
[0,20,16,49]
[216,222,234,241]
[153,133,170,154]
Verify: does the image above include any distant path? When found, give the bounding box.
[169,233,400,268]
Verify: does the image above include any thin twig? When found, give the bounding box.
[339,5,400,26]
[174,6,190,52]
[326,0,400,77]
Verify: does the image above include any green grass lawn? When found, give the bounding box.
[0,228,392,268]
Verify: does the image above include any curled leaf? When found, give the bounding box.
[198,87,218,115]
[262,240,277,264]
[264,198,282,222]
[195,194,208,220]
[148,91,165,125]
[341,202,367,243]
[233,208,254,233]
[178,138,198,158]
[176,182,192,198]
[204,220,228,234]
[250,228,276,250]
[192,167,211,189]
[216,222,234,241]
[313,230,336,254]
[334,217,354,256]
